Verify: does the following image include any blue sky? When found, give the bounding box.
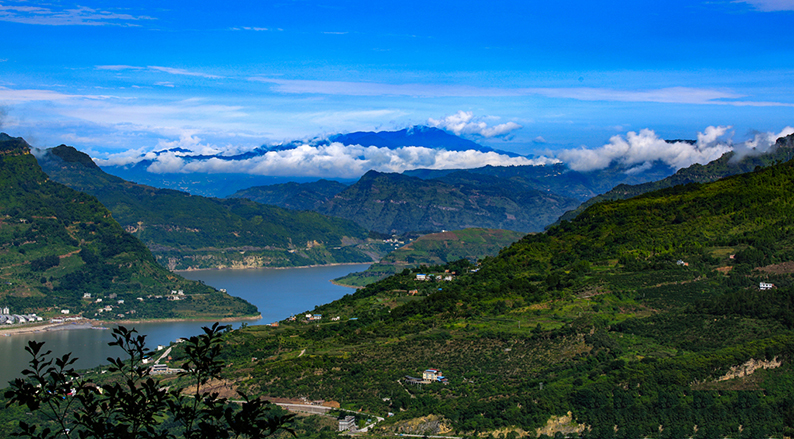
[1,0,793,176]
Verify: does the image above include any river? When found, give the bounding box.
[0,264,369,386]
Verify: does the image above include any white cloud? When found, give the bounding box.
[730,126,794,160]
[231,26,271,31]
[100,140,558,178]
[249,77,794,107]
[148,66,223,79]
[0,3,155,26]
[155,82,175,88]
[428,111,522,138]
[95,65,144,71]
[556,126,793,172]
[0,86,115,102]
[732,0,794,11]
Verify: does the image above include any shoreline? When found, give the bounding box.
[173,261,373,273]
[105,314,262,325]
[0,314,261,337]
[329,279,364,289]
[0,319,97,336]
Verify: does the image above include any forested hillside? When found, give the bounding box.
[404,159,676,203]
[38,145,382,270]
[228,179,348,211]
[315,170,579,234]
[0,135,257,319]
[200,157,794,437]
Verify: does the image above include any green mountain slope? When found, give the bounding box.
[37,145,381,270]
[405,159,677,202]
[227,179,348,211]
[334,228,526,287]
[210,158,794,437]
[316,170,580,234]
[0,135,257,320]
[556,133,794,223]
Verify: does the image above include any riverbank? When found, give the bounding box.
[329,279,364,289]
[0,319,97,336]
[174,261,374,273]
[107,314,261,325]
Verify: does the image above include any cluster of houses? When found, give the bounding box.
[305,313,323,322]
[404,368,449,385]
[0,307,44,325]
[415,270,456,282]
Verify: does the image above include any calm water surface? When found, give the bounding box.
[0,264,368,386]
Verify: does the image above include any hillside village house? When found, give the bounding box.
[760,282,776,290]
[423,369,448,383]
[338,416,357,432]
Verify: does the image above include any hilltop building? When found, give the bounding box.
[338,416,357,432]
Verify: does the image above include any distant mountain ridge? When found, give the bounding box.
[329,126,520,156]
[97,126,524,197]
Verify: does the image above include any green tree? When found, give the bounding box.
[5,324,294,439]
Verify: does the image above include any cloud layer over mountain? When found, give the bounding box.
[95,126,794,178]
[557,126,794,172]
[98,142,557,178]
[427,111,522,138]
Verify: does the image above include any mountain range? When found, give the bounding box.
[98,126,677,199]
[98,126,509,198]
[229,161,677,235]
[37,145,383,271]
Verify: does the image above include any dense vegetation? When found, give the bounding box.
[334,228,526,287]
[38,145,382,270]
[184,157,794,437]
[315,170,580,234]
[0,135,257,319]
[404,158,677,202]
[228,180,348,211]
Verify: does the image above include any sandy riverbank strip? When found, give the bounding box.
[108,314,261,325]
[329,279,364,289]
[173,261,374,273]
[0,319,97,336]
